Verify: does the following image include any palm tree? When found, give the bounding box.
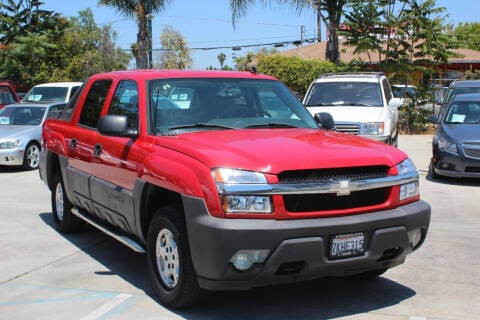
[98,0,170,69]
[230,0,347,64]
[217,52,226,68]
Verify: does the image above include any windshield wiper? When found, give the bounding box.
[244,122,299,129]
[167,123,235,131]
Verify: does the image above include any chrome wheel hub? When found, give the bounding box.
[55,183,64,221]
[155,228,180,288]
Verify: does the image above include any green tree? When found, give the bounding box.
[230,0,348,64]
[98,0,170,69]
[156,25,192,69]
[342,0,457,77]
[453,22,480,51]
[256,54,336,95]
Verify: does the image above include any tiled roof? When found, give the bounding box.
[279,41,480,63]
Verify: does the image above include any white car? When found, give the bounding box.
[0,102,66,170]
[303,72,403,146]
[22,82,83,103]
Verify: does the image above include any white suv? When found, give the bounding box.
[22,82,83,103]
[303,72,403,146]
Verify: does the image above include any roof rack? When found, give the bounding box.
[317,72,384,79]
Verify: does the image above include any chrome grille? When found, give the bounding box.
[464,147,480,159]
[279,166,390,212]
[335,122,360,135]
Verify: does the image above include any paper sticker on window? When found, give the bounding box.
[451,114,465,122]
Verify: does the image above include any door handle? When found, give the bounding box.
[93,144,102,156]
[70,138,77,149]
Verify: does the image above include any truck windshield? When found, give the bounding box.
[147,78,318,134]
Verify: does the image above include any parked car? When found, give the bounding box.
[22,82,83,103]
[303,72,403,146]
[429,93,480,179]
[0,102,66,170]
[0,80,21,109]
[392,84,418,104]
[439,80,480,118]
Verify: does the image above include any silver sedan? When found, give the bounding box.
[0,102,66,170]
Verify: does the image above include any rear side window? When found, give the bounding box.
[78,80,112,128]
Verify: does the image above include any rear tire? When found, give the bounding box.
[147,207,205,308]
[51,172,81,233]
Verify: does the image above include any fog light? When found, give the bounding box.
[400,181,419,201]
[230,249,270,271]
[408,229,422,248]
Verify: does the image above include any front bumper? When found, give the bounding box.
[432,146,480,178]
[183,195,431,291]
[0,148,24,166]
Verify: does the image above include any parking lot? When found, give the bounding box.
[0,134,479,320]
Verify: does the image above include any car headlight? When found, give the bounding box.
[396,158,419,201]
[0,139,21,149]
[359,122,384,135]
[438,136,458,154]
[213,168,272,214]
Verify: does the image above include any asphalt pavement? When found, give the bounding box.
[0,134,479,320]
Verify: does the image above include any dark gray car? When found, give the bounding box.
[429,93,480,179]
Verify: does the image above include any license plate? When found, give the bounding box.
[330,232,365,258]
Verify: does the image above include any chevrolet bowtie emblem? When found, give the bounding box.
[334,180,351,196]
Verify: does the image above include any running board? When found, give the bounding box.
[71,207,146,253]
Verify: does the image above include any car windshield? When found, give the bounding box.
[0,106,46,125]
[148,78,318,134]
[23,86,68,102]
[444,101,480,124]
[393,86,417,98]
[304,82,383,107]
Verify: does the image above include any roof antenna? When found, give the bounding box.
[250,66,257,74]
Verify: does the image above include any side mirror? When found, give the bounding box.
[389,97,403,109]
[98,115,138,139]
[314,112,336,130]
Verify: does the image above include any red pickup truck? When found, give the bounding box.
[39,70,431,308]
[0,80,20,109]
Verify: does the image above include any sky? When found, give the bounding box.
[41,0,478,69]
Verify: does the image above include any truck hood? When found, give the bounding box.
[154,129,407,174]
[306,106,385,123]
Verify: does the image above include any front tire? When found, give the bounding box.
[147,207,204,308]
[51,172,81,233]
[22,142,40,170]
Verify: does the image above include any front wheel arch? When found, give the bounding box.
[146,206,205,308]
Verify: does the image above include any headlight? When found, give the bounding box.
[359,122,384,135]
[396,158,419,201]
[0,140,21,149]
[213,168,272,214]
[438,136,458,154]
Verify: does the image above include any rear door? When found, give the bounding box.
[62,79,113,211]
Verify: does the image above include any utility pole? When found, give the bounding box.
[146,0,153,69]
